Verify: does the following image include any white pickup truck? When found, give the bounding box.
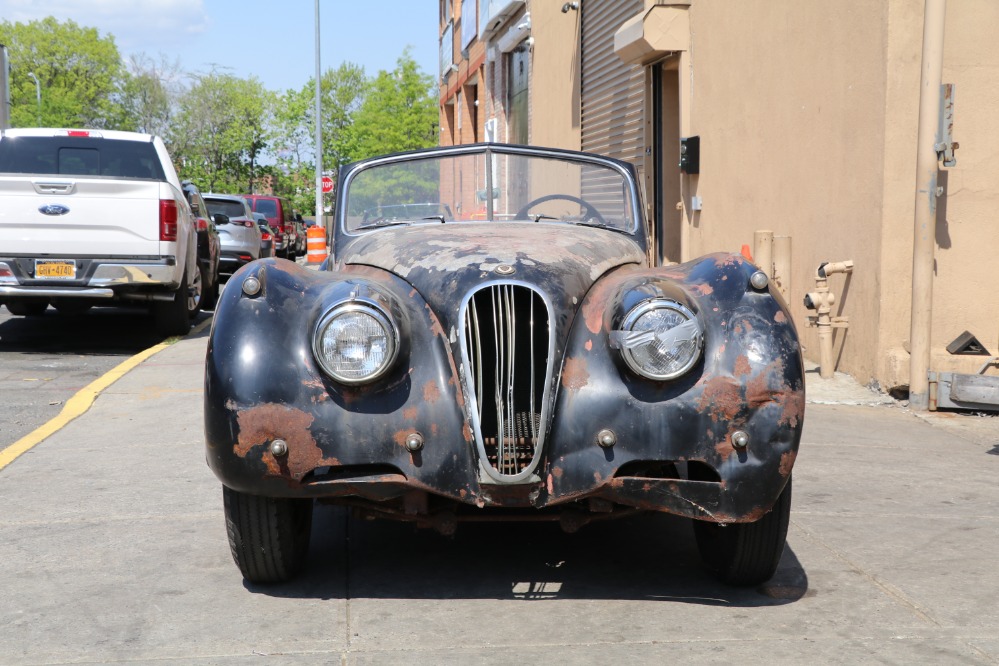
[0,128,201,336]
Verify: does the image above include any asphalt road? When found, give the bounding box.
[0,305,183,447]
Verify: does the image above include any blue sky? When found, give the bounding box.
[0,0,439,92]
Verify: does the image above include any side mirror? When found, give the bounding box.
[212,213,230,226]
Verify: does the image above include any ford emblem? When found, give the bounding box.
[39,204,70,216]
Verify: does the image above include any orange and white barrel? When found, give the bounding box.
[306,226,328,264]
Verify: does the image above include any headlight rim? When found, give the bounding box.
[312,299,400,385]
[619,298,703,381]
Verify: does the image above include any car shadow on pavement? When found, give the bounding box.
[0,306,213,355]
[247,503,809,607]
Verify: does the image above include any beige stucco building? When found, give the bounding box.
[439,0,999,394]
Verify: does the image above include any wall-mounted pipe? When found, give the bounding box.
[909,0,947,410]
[804,260,854,379]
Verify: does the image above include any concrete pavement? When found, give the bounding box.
[0,327,997,664]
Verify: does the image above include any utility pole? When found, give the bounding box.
[27,72,40,124]
[0,45,11,129]
[314,0,324,227]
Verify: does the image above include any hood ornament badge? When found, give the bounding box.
[494,264,515,276]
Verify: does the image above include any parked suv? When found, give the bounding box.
[182,181,221,310]
[203,194,261,275]
[244,194,296,259]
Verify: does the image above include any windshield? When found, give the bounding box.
[343,149,637,233]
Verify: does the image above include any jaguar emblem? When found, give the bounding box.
[39,204,70,216]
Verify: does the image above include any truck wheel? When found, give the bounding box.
[692,476,792,586]
[6,300,48,316]
[223,485,313,584]
[200,265,219,311]
[187,266,204,318]
[153,274,191,336]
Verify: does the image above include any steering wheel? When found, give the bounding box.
[515,194,607,226]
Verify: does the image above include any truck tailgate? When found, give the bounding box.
[0,177,167,256]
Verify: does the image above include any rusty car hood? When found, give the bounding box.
[338,223,646,318]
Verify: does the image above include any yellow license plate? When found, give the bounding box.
[35,261,76,279]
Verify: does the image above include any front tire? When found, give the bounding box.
[222,486,313,584]
[200,264,219,311]
[693,476,792,586]
[186,266,203,318]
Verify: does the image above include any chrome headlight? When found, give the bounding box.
[611,299,703,380]
[313,302,398,384]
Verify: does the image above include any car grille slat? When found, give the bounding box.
[463,284,551,481]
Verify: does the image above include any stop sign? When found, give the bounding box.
[321,176,334,194]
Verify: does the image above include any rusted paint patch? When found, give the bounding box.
[402,407,418,420]
[462,422,473,443]
[235,404,321,479]
[561,356,590,391]
[734,355,751,378]
[777,389,806,429]
[746,372,773,409]
[392,430,411,449]
[698,376,742,422]
[690,282,714,296]
[422,381,441,404]
[585,339,593,351]
[779,450,797,476]
[775,310,787,324]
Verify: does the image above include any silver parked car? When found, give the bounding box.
[203,194,261,274]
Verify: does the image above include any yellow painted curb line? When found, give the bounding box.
[0,317,212,472]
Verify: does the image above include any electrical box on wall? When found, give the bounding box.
[679,136,700,174]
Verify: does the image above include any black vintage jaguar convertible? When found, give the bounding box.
[205,144,804,585]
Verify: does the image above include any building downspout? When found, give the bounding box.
[908,0,947,410]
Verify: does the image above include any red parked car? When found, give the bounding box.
[243,195,296,260]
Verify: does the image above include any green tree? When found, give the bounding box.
[351,50,438,161]
[0,17,126,128]
[118,54,182,136]
[269,63,366,215]
[170,72,273,192]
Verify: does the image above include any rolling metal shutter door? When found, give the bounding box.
[580,0,644,165]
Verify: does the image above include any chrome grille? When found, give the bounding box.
[463,284,551,481]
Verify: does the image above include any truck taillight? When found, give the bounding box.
[160,200,178,241]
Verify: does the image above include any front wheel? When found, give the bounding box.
[200,264,219,311]
[186,266,203,318]
[222,486,313,584]
[692,476,792,586]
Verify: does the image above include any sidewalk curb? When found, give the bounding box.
[0,317,212,472]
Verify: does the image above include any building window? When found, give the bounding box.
[461,0,477,50]
[508,45,529,145]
